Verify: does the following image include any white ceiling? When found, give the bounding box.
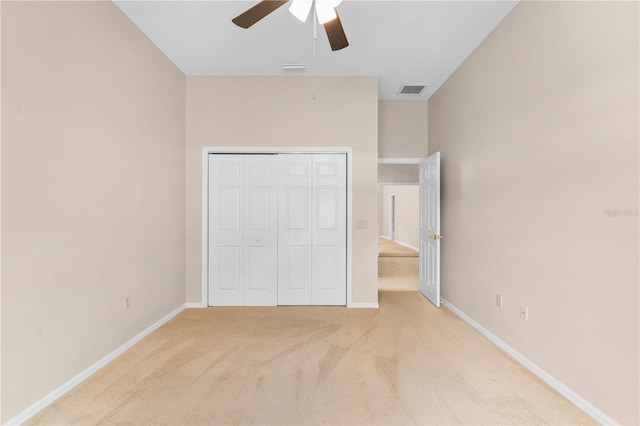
[114,0,518,100]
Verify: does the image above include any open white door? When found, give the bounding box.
[419,152,441,307]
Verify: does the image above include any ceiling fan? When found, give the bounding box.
[232,0,349,51]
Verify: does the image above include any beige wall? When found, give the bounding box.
[186,76,379,305]
[378,100,428,158]
[1,2,186,421]
[377,100,426,235]
[380,185,419,250]
[378,164,418,184]
[429,1,639,424]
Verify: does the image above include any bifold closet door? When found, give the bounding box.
[278,154,347,306]
[277,155,313,305]
[208,155,277,306]
[311,154,347,306]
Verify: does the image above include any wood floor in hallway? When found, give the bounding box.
[28,292,594,425]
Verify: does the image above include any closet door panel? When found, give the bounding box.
[285,246,311,289]
[277,155,312,305]
[243,155,277,306]
[209,152,347,307]
[315,245,339,288]
[312,154,347,305]
[246,246,270,290]
[209,155,244,306]
[216,247,241,290]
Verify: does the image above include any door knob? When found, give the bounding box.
[294,235,300,241]
[255,236,261,242]
[429,234,444,240]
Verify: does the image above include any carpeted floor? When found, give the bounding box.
[378,237,418,257]
[378,238,419,291]
[378,257,419,291]
[28,292,594,425]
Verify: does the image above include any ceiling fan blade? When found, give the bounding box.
[232,0,289,29]
[323,10,349,51]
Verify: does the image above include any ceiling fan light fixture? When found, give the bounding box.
[289,0,313,22]
[315,0,337,24]
[232,0,348,52]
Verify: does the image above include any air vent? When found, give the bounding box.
[281,63,307,73]
[397,84,426,96]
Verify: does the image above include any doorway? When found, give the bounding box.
[377,155,441,306]
[378,183,419,291]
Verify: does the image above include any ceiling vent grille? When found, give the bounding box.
[281,63,307,73]
[397,84,426,96]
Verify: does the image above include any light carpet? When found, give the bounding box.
[28,292,594,425]
[378,257,419,291]
[378,238,418,257]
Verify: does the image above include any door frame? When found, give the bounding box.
[377,157,429,292]
[201,146,353,307]
[388,194,395,240]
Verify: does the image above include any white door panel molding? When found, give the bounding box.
[202,147,352,307]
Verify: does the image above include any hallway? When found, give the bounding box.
[378,238,419,291]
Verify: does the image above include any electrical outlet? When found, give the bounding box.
[496,294,503,309]
[520,304,528,321]
[124,297,130,310]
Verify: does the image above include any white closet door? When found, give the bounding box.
[312,154,347,305]
[209,154,277,306]
[243,155,278,306]
[208,155,244,306]
[277,154,313,305]
[209,152,346,307]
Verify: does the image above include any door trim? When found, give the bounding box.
[376,159,429,297]
[378,157,424,164]
[388,194,395,240]
[201,147,353,307]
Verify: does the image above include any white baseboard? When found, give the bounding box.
[393,240,418,252]
[186,302,207,308]
[378,236,418,252]
[350,302,379,309]
[440,298,617,426]
[4,304,186,426]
